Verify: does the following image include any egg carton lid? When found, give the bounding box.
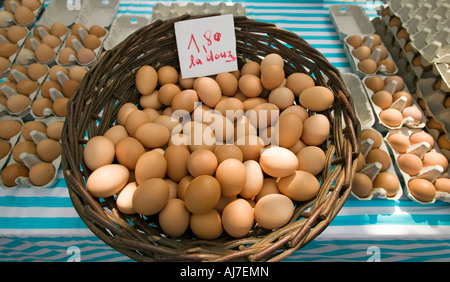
[103,15,149,51]
[74,0,119,29]
[151,2,247,23]
[37,0,82,27]
[329,4,375,41]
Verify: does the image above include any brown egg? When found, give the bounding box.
[17,79,38,96]
[351,172,373,198]
[20,120,46,141]
[384,76,404,92]
[171,89,199,113]
[50,22,68,38]
[361,128,383,149]
[355,152,365,172]
[222,198,254,238]
[281,105,309,122]
[409,131,434,150]
[158,83,181,106]
[366,148,391,171]
[378,59,396,73]
[184,175,221,214]
[58,47,76,64]
[196,77,222,108]
[52,97,68,117]
[365,76,385,92]
[159,198,190,238]
[358,58,377,74]
[157,65,178,85]
[387,132,410,153]
[7,25,28,43]
[371,90,393,109]
[392,91,412,107]
[77,48,95,64]
[299,86,334,112]
[239,74,263,98]
[46,121,64,141]
[255,178,280,202]
[276,112,303,148]
[135,122,170,149]
[346,34,362,48]
[402,106,423,125]
[0,42,18,58]
[260,53,284,71]
[372,45,388,60]
[379,108,403,127]
[4,0,20,13]
[301,114,330,146]
[1,163,29,187]
[0,57,10,74]
[36,138,62,163]
[6,94,31,113]
[215,158,247,197]
[278,170,320,201]
[422,151,448,171]
[285,72,315,97]
[0,119,22,140]
[49,65,69,81]
[41,35,61,49]
[213,144,243,163]
[86,164,129,198]
[71,23,88,37]
[240,61,260,77]
[254,193,293,229]
[135,65,158,95]
[134,150,167,184]
[164,144,190,182]
[187,149,218,177]
[260,64,285,90]
[408,178,436,202]
[88,25,106,38]
[389,16,402,28]
[27,63,48,81]
[189,209,223,240]
[363,34,381,47]
[14,6,35,25]
[83,136,115,171]
[61,79,79,98]
[12,141,36,163]
[259,146,298,177]
[352,45,371,61]
[124,109,150,137]
[215,72,238,96]
[32,97,53,117]
[373,171,399,197]
[115,137,145,170]
[40,80,62,98]
[29,162,55,186]
[296,146,326,176]
[69,66,87,82]
[438,134,450,150]
[83,34,101,50]
[22,0,41,11]
[215,97,244,119]
[64,35,81,49]
[0,140,11,159]
[434,178,450,193]
[397,153,423,176]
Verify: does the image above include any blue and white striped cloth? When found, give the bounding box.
[1,0,449,262]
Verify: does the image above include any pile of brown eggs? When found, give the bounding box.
[83,53,337,239]
[58,23,106,65]
[0,118,63,187]
[346,33,396,75]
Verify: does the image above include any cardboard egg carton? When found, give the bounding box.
[341,73,402,200]
[0,0,45,29]
[0,117,63,189]
[37,0,82,27]
[0,115,23,171]
[0,64,48,118]
[361,75,427,133]
[0,25,29,78]
[329,4,398,77]
[384,127,450,204]
[151,2,247,22]
[103,15,149,51]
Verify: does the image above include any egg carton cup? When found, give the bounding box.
[0,115,23,170]
[361,75,427,133]
[151,2,247,23]
[0,0,46,29]
[74,0,119,30]
[30,67,80,119]
[0,69,45,119]
[0,122,62,189]
[341,73,376,129]
[352,136,403,201]
[416,77,450,139]
[103,15,149,51]
[0,25,29,78]
[56,25,108,67]
[384,128,450,204]
[37,0,82,27]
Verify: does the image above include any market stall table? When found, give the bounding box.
[0,0,449,262]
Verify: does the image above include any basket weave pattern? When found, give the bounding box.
[61,15,360,262]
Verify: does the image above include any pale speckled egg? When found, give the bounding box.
[190,209,223,240]
[222,198,254,238]
[86,164,129,198]
[259,146,298,177]
[134,150,167,184]
[408,178,436,202]
[184,175,221,214]
[83,136,115,171]
[215,158,246,197]
[132,178,169,216]
[254,193,294,229]
[159,198,190,238]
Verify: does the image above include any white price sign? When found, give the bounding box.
[174,14,238,79]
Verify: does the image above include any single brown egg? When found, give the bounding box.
[1,163,29,187]
[34,43,55,63]
[88,25,106,38]
[358,59,377,74]
[14,6,35,25]
[77,48,96,64]
[58,47,76,64]
[50,22,68,38]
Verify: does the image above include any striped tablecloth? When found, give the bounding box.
[1,0,449,262]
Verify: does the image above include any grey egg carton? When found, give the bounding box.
[103,15,149,51]
[37,0,82,27]
[151,2,247,22]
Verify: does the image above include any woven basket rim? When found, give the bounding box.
[61,14,361,262]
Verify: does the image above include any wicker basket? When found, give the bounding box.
[61,14,360,262]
